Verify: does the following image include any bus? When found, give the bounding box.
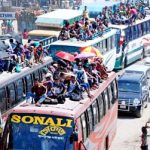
[109,15,150,69]
[0,72,118,150]
[0,57,52,116]
[49,28,119,71]
[28,30,59,50]
[28,9,83,48]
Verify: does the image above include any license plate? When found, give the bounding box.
[120,105,126,109]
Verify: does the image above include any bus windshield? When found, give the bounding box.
[6,113,74,150]
[118,82,140,93]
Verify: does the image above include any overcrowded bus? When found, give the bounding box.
[28,30,59,49]
[109,13,150,69]
[0,57,52,116]
[49,28,119,71]
[28,9,83,48]
[0,71,118,150]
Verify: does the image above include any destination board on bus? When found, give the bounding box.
[0,12,16,20]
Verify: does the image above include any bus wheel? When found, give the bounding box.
[134,106,143,118]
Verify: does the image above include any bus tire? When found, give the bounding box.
[134,106,143,118]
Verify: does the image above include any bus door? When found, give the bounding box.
[15,79,24,102]
[0,88,7,113]
[7,83,16,107]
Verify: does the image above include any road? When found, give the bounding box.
[110,103,150,150]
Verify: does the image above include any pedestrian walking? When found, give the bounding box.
[141,120,150,150]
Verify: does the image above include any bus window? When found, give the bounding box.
[100,41,103,49]
[0,88,7,112]
[134,25,138,39]
[109,37,112,50]
[92,100,99,127]
[7,83,16,106]
[138,24,142,37]
[107,85,113,107]
[102,90,110,113]
[15,79,24,102]
[111,36,114,49]
[80,113,88,142]
[146,21,149,34]
[129,27,132,40]
[97,94,105,120]
[111,80,118,103]
[103,39,107,53]
[33,70,40,80]
[87,106,94,132]
[131,26,135,40]
[25,74,33,92]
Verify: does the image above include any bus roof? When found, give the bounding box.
[28,30,60,37]
[10,72,116,119]
[0,57,52,88]
[109,15,150,30]
[35,9,82,28]
[50,28,117,47]
[118,72,144,83]
[125,64,150,75]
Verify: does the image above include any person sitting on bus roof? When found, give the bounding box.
[66,75,83,101]
[58,27,70,40]
[36,43,44,63]
[22,29,28,39]
[94,57,108,80]
[129,6,138,22]
[49,75,67,104]
[26,78,47,106]
[74,62,92,98]
[69,26,78,38]
[43,73,54,97]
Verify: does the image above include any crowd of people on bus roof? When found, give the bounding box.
[106,1,146,25]
[58,8,109,41]
[0,38,45,73]
[26,55,108,106]
[1,20,14,35]
[59,1,146,41]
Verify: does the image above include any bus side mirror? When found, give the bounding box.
[0,127,3,139]
[70,131,78,144]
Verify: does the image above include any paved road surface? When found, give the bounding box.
[110,103,150,150]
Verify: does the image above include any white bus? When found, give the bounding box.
[49,28,119,71]
[109,15,150,69]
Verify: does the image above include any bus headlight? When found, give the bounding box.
[133,98,140,106]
